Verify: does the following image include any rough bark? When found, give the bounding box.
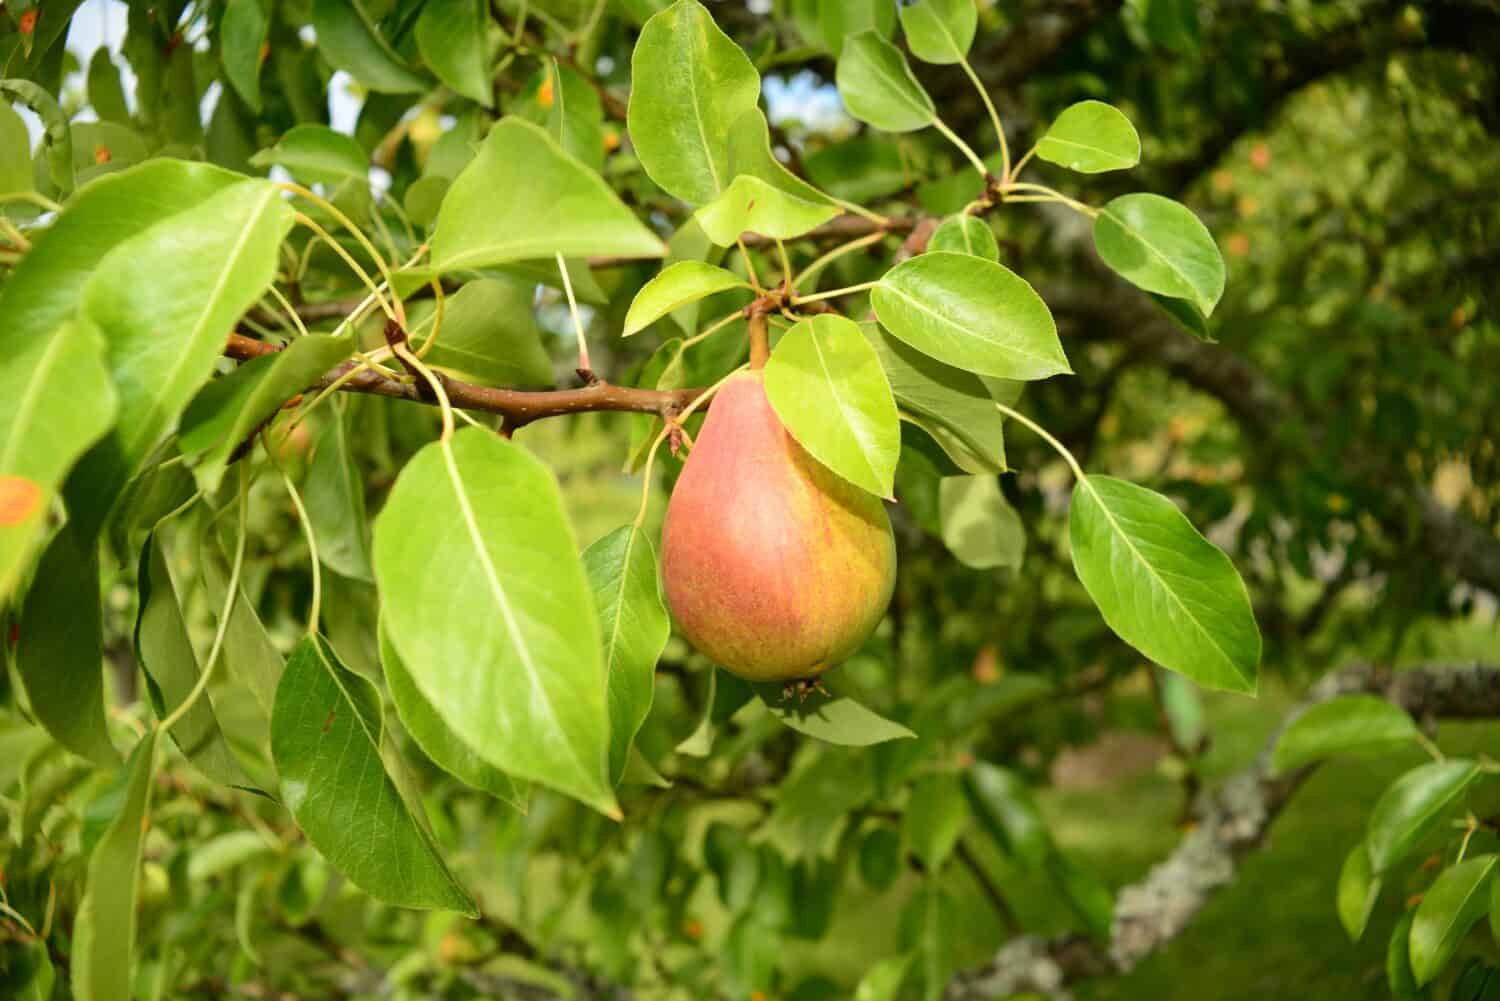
[945,660,1500,1001]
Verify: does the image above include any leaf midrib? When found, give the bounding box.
[803,325,886,493]
[1102,203,1211,312]
[439,440,595,788]
[1039,134,1134,164]
[0,324,71,474]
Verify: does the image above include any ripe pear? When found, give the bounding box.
[661,371,896,682]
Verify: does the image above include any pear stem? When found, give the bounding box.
[748,309,770,370]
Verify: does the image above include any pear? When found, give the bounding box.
[661,371,896,682]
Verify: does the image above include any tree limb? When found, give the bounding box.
[946,660,1500,1000]
[222,332,703,429]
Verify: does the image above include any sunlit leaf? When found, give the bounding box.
[927,214,998,260]
[1094,193,1225,316]
[872,252,1068,380]
[765,314,901,497]
[624,262,749,337]
[898,0,977,64]
[836,31,935,133]
[249,125,369,186]
[755,684,915,746]
[373,429,618,815]
[1036,101,1142,173]
[431,117,666,271]
[695,174,841,247]
[1069,475,1260,693]
[628,0,761,205]
[1410,855,1498,985]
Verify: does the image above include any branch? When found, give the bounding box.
[223,333,703,429]
[946,660,1500,1000]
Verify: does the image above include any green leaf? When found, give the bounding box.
[904,772,968,870]
[855,953,913,1001]
[404,278,553,387]
[415,0,492,106]
[0,102,34,198]
[87,49,131,125]
[725,107,834,206]
[431,117,666,271]
[179,334,353,493]
[311,0,430,93]
[695,174,841,247]
[859,825,903,890]
[864,324,1006,474]
[583,526,670,785]
[198,528,284,718]
[1149,291,1214,342]
[1337,842,1381,941]
[939,475,1024,570]
[898,0,977,64]
[1035,101,1142,173]
[373,429,617,816]
[1271,695,1420,774]
[927,215,998,260]
[250,125,369,186]
[902,883,957,1001]
[1366,760,1481,873]
[188,830,273,883]
[754,684,915,746]
[963,762,1050,869]
[69,175,294,538]
[872,252,1069,380]
[628,0,762,205]
[272,635,476,913]
[836,31,936,133]
[220,0,269,111]
[1387,908,1426,1001]
[536,60,605,172]
[16,524,117,765]
[624,262,749,337]
[1048,850,1115,941]
[1411,855,1498,986]
[71,733,157,1001]
[0,317,116,605]
[1068,474,1261,693]
[135,534,253,788]
[676,667,755,757]
[1093,193,1225,316]
[764,315,900,497]
[380,624,524,807]
[302,409,373,582]
[821,0,897,57]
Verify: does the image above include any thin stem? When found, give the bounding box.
[682,308,745,350]
[993,401,1086,482]
[748,310,769,369]
[633,424,674,529]
[0,215,30,252]
[277,461,322,635]
[960,58,1009,179]
[557,251,590,372]
[931,118,990,179]
[794,231,885,289]
[413,277,446,361]
[292,212,400,324]
[0,191,61,213]
[1008,144,1038,182]
[775,239,794,291]
[791,279,878,305]
[393,340,457,442]
[279,182,405,326]
[159,469,249,733]
[1457,814,1479,862]
[829,195,888,225]
[264,283,310,340]
[736,237,763,292]
[1413,728,1445,763]
[1000,182,1097,217]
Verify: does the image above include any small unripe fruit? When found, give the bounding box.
[661,371,896,682]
